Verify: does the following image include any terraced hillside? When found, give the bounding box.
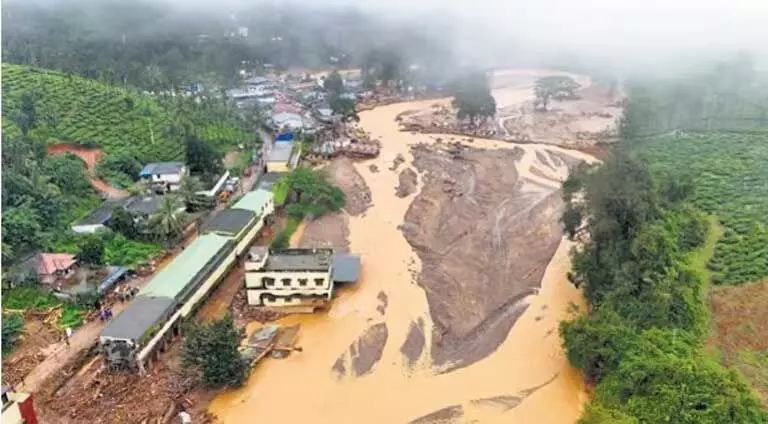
[2,64,251,161]
[639,132,768,285]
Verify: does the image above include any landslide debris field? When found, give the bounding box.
[401,141,579,370]
[211,70,602,422]
[399,69,623,148]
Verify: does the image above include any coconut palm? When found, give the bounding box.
[147,194,186,246]
[178,174,205,210]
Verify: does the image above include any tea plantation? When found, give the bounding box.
[639,131,768,285]
[1,64,251,162]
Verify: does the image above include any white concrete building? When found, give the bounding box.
[245,247,334,313]
[138,162,188,192]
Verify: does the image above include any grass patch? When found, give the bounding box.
[52,231,162,266]
[2,287,89,329]
[732,350,768,406]
[687,215,724,288]
[271,217,300,249]
[272,177,290,206]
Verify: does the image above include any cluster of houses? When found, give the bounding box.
[227,71,367,136]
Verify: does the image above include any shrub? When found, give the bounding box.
[2,314,25,353]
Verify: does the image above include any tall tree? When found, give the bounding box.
[77,233,105,266]
[451,71,497,126]
[185,134,223,177]
[182,314,248,388]
[329,95,359,122]
[148,195,186,244]
[177,174,207,211]
[534,76,581,111]
[324,70,344,95]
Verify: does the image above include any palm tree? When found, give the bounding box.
[178,174,206,211]
[148,195,186,246]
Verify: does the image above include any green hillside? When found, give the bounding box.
[639,132,768,285]
[1,64,251,162]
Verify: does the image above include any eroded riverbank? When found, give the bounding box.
[210,72,601,423]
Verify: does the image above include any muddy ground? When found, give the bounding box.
[396,168,419,198]
[400,144,569,371]
[34,342,215,424]
[399,73,622,148]
[332,322,389,378]
[2,319,62,387]
[298,157,371,252]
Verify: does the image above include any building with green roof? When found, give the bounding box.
[232,188,274,218]
[141,233,235,301]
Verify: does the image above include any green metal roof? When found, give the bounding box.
[141,233,234,301]
[232,189,273,215]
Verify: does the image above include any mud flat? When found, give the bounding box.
[401,143,571,370]
[210,70,602,424]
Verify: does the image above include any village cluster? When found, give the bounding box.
[1,68,391,422]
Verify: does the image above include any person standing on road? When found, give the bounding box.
[65,327,72,347]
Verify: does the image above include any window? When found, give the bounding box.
[262,277,275,287]
[282,278,292,287]
[298,278,308,286]
[314,278,325,287]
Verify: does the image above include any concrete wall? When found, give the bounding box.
[244,269,333,306]
[149,167,187,185]
[245,270,331,290]
[235,219,264,257]
[2,401,23,424]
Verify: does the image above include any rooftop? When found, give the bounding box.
[140,234,234,301]
[267,142,294,163]
[72,198,128,226]
[200,208,256,236]
[332,254,361,283]
[232,189,273,215]
[262,248,333,272]
[139,162,185,177]
[256,172,289,191]
[100,296,176,341]
[124,196,165,217]
[23,253,78,276]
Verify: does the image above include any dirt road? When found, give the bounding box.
[210,70,602,423]
[16,275,150,393]
[47,144,129,199]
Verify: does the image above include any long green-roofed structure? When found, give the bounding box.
[232,188,273,216]
[141,233,234,301]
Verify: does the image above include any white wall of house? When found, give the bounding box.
[71,223,107,234]
[149,166,187,185]
[244,269,333,306]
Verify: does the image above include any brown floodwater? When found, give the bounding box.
[210,71,599,423]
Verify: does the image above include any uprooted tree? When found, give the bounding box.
[182,314,249,388]
[451,71,497,126]
[534,76,581,111]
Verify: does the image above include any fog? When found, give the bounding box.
[169,0,768,73]
[9,0,768,76]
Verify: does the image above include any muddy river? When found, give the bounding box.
[210,72,599,423]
